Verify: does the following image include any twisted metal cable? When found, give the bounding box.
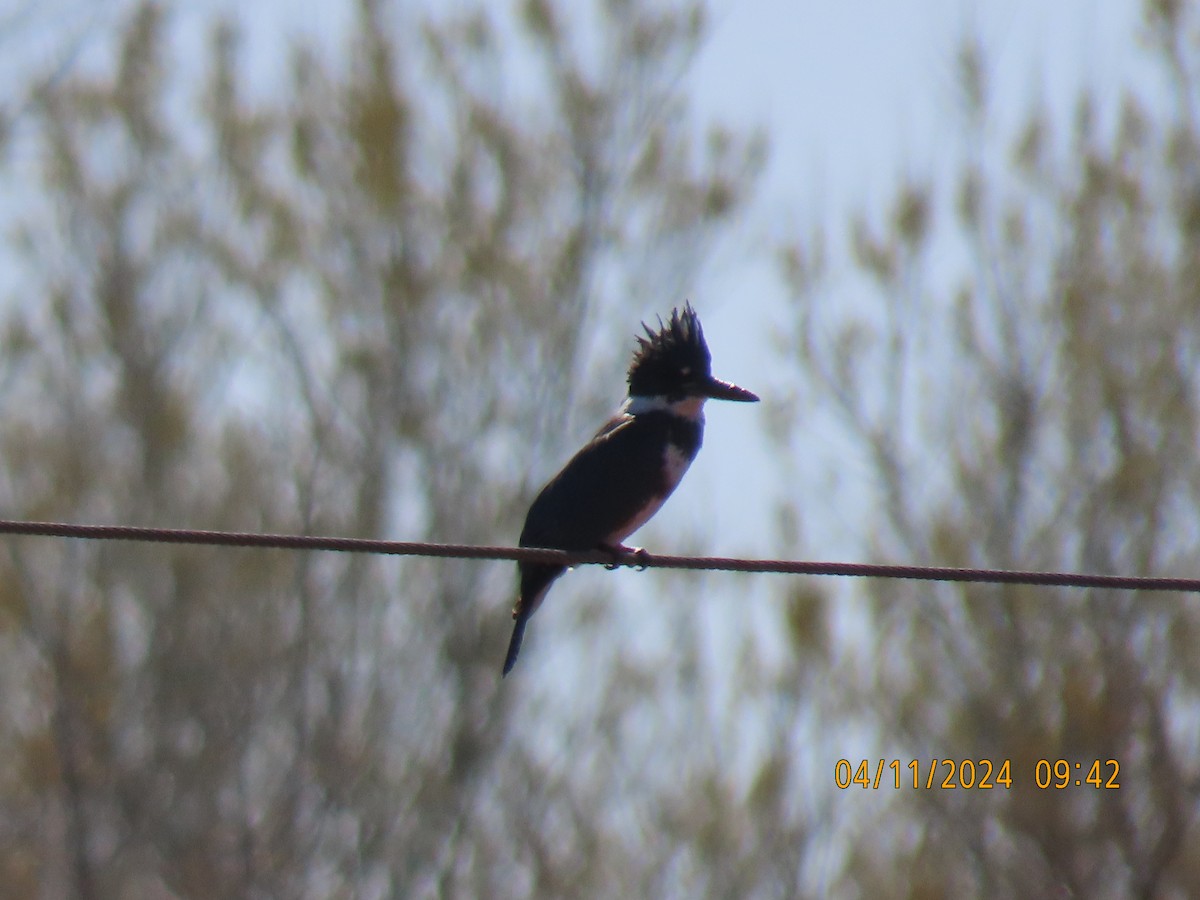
[0,519,1194,592]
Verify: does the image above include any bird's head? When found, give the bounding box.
[626,302,759,407]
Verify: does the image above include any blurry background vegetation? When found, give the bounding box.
[0,0,1199,897]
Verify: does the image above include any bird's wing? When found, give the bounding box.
[519,412,682,551]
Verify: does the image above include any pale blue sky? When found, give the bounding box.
[681,0,1154,561]
[3,0,1159,564]
[696,0,1147,222]
[0,0,1168,666]
[1,0,1163,548]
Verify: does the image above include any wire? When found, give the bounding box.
[0,518,1194,592]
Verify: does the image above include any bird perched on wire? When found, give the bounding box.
[503,302,758,676]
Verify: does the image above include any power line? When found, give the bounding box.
[0,518,1195,593]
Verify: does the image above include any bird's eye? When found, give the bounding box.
[680,366,692,376]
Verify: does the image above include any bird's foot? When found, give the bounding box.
[598,542,651,571]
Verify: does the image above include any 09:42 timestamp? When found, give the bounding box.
[1036,758,1120,789]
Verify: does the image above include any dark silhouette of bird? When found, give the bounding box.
[503,303,758,676]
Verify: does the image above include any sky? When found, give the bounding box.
[0,0,1169,666]
[679,0,1154,561]
[0,4,1182,878]
[2,0,1164,605]
[0,4,1178,867]
[696,0,1148,225]
[2,0,1165,548]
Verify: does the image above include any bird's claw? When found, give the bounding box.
[598,543,651,571]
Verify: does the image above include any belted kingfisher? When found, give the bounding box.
[502,302,758,676]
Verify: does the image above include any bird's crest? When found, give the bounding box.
[627,302,711,398]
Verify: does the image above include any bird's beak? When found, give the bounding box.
[702,375,759,402]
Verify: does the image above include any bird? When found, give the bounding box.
[502,302,758,676]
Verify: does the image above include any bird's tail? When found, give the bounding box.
[502,565,562,677]
[502,612,528,678]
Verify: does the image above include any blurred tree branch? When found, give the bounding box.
[0,0,764,896]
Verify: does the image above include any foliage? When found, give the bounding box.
[11,0,1200,894]
[774,1,1200,895]
[0,1,764,896]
